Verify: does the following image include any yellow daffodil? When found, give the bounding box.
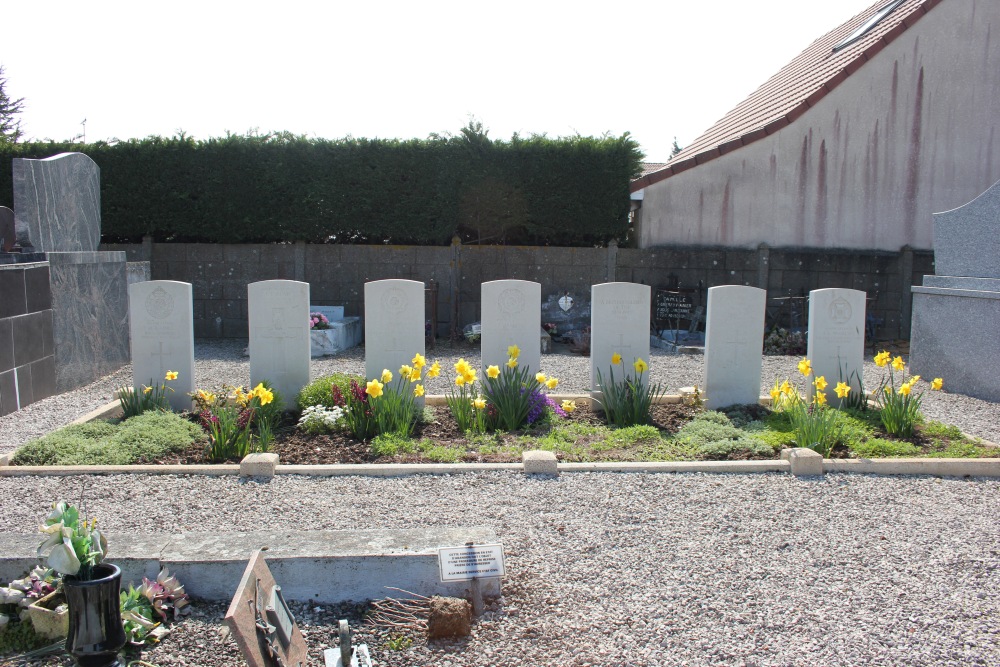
[611,353,622,366]
[413,384,424,397]
[797,359,812,376]
[472,397,487,410]
[874,351,890,367]
[455,359,472,376]
[932,377,943,390]
[255,388,274,406]
[546,377,559,390]
[410,368,422,382]
[899,383,911,396]
[366,379,383,398]
[883,386,892,394]
[506,358,518,369]
[462,370,476,384]
[486,365,500,379]
[909,375,921,384]
[633,358,648,373]
[536,372,547,384]
[814,375,828,391]
[142,385,152,395]
[412,353,426,369]
[455,375,466,387]
[507,344,521,359]
[835,382,851,398]
[381,369,393,383]
[780,380,792,395]
[892,356,905,372]
[165,370,178,381]
[770,387,781,401]
[814,391,827,406]
[561,400,576,413]
[400,364,413,379]
[427,362,441,379]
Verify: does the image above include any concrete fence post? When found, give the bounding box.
[607,240,618,282]
[899,245,914,339]
[756,242,770,291]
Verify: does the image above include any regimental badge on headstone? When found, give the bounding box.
[225,550,310,667]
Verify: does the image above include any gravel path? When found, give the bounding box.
[2,341,999,666]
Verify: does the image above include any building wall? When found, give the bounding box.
[0,261,55,416]
[104,241,932,342]
[639,0,1000,251]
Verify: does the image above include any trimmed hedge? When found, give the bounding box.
[0,129,642,246]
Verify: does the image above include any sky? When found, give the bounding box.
[4,0,877,163]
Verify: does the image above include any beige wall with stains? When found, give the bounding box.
[639,0,1000,251]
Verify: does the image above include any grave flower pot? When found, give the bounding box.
[27,588,69,640]
[64,563,127,667]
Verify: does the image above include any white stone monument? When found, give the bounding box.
[364,279,425,383]
[128,280,195,412]
[806,288,866,403]
[703,285,766,409]
[248,280,311,408]
[481,280,541,377]
[590,282,651,391]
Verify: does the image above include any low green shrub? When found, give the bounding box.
[849,438,920,458]
[370,433,417,457]
[697,435,774,460]
[297,373,363,411]
[672,412,743,447]
[13,413,204,466]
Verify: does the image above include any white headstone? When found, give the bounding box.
[703,285,766,409]
[481,280,541,377]
[590,282,651,390]
[364,279,425,383]
[248,280,311,408]
[806,288,866,403]
[128,280,195,412]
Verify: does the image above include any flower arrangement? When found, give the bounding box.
[771,359,844,457]
[594,354,665,427]
[481,345,561,432]
[118,371,178,419]
[872,351,942,437]
[341,379,378,440]
[37,502,107,581]
[120,568,190,645]
[0,566,58,631]
[309,312,332,330]
[191,382,279,460]
[297,405,345,435]
[446,358,487,433]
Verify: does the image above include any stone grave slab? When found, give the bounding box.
[128,280,195,412]
[932,177,1000,279]
[703,285,766,409]
[806,288,866,403]
[364,279,425,383]
[481,280,541,377]
[590,282,651,391]
[225,550,310,667]
[0,206,13,252]
[248,280,311,407]
[13,153,101,252]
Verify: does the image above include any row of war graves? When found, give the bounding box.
[131,278,868,410]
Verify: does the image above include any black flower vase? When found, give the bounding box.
[63,563,127,667]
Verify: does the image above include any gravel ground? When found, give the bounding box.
[2,339,999,454]
[1,341,999,666]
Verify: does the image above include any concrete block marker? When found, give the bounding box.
[789,448,824,476]
[241,453,279,477]
[523,450,559,475]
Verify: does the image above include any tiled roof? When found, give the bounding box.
[640,162,670,178]
[631,0,942,193]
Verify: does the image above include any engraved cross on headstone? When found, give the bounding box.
[149,342,170,379]
[723,332,748,370]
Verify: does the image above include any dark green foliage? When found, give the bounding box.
[0,616,50,655]
[0,129,642,246]
[0,66,24,146]
[297,373,364,411]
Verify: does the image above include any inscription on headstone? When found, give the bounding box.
[364,279,425,383]
[248,280,311,407]
[806,288,866,403]
[128,281,195,412]
[703,286,766,409]
[590,282,651,391]
[481,280,541,377]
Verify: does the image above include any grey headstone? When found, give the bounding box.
[933,178,1000,279]
[703,285,766,409]
[13,153,101,252]
[128,280,195,412]
[590,282,651,391]
[806,288,866,403]
[364,279,425,385]
[481,280,541,377]
[248,280,311,407]
[0,207,13,252]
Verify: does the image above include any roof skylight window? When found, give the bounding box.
[833,0,907,52]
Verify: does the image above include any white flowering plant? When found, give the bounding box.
[297,405,346,435]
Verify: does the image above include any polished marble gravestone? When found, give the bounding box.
[703,285,766,410]
[248,280,311,407]
[0,207,14,252]
[910,178,1000,401]
[481,280,541,377]
[13,153,100,252]
[128,280,195,412]
[806,288,866,403]
[364,279,425,383]
[590,282,650,391]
